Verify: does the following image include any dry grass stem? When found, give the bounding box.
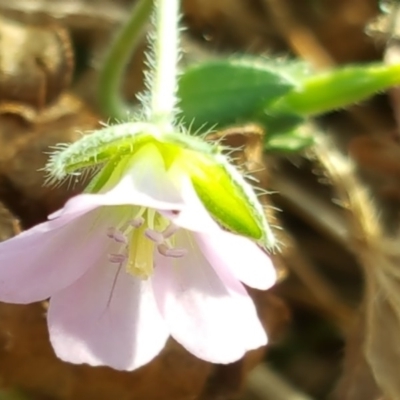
[314,134,400,400]
[271,173,349,247]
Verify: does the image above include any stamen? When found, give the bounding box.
[106,227,116,238]
[114,208,186,279]
[162,223,180,239]
[157,244,187,258]
[108,253,127,263]
[145,228,164,244]
[106,226,128,243]
[130,216,145,228]
[112,230,128,244]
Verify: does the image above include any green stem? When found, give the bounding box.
[147,0,180,130]
[98,0,154,120]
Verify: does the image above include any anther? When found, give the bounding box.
[108,253,127,263]
[130,217,145,228]
[162,223,180,239]
[145,228,164,244]
[157,244,187,258]
[106,227,116,238]
[106,227,128,244]
[112,230,128,244]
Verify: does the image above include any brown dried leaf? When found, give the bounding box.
[349,135,400,178]
[262,0,379,66]
[0,0,127,30]
[0,93,100,225]
[207,124,265,169]
[314,135,400,400]
[0,301,212,400]
[182,0,379,63]
[334,311,382,400]
[0,16,73,117]
[349,134,400,201]
[0,202,20,241]
[181,0,285,52]
[362,238,400,400]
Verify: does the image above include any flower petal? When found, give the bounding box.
[161,176,276,290]
[48,259,169,371]
[159,176,217,233]
[0,210,110,303]
[153,231,267,364]
[53,144,184,220]
[195,230,276,291]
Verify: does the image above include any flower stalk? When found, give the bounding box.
[146,0,180,130]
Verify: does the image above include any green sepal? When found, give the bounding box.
[180,150,277,250]
[84,156,125,194]
[46,119,278,250]
[45,122,159,183]
[272,63,400,116]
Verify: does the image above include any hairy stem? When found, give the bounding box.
[147,0,180,130]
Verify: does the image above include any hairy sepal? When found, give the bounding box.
[45,122,161,184]
[181,150,277,251]
[45,122,276,250]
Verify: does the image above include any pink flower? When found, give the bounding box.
[0,144,276,370]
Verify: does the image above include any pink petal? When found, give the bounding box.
[48,259,169,371]
[52,144,184,220]
[0,210,110,303]
[161,176,276,290]
[195,230,276,291]
[152,231,267,364]
[159,176,217,233]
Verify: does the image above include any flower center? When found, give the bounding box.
[106,208,186,279]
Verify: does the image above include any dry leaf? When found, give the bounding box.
[314,135,400,400]
[0,16,73,119]
[349,134,400,201]
[363,237,400,400]
[0,301,212,400]
[0,94,100,225]
[334,310,382,400]
[0,0,127,29]
[0,202,19,241]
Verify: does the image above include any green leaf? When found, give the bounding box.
[264,126,315,153]
[255,110,306,135]
[271,59,313,83]
[251,108,309,152]
[177,59,296,131]
[272,63,400,116]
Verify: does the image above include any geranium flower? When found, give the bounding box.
[0,143,276,371]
